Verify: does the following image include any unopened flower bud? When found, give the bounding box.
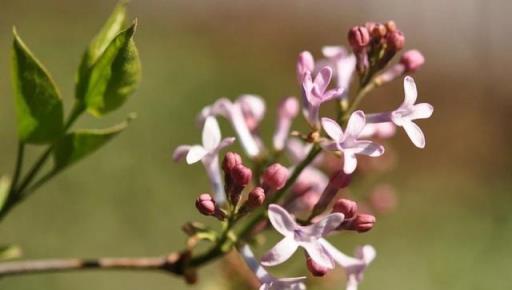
[365,22,377,33]
[222,152,242,173]
[332,198,358,219]
[195,194,216,216]
[386,30,405,51]
[371,24,387,38]
[306,256,330,277]
[297,51,315,82]
[231,164,252,186]
[400,49,425,72]
[352,214,376,233]
[348,26,370,50]
[247,187,265,208]
[385,20,397,33]
[262,163,289,191]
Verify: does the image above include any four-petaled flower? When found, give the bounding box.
[302,66,343,128]
[240,245,306,290]
[320,46,356,100]
[321,112,384,174]
[173,116,235,203]
[366,76,433,148]
[261,204,344,269]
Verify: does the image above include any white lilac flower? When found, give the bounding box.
[198,96,264,158]
[261,204,344,269]
[320,46,356,100]
[172,116,235,203]
[301,66,343,129]
[320,241,376,290]
[366,76,433,148]
[321,112,384,174]
[240,245,306,290]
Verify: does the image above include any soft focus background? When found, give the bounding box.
[0,0,511,289]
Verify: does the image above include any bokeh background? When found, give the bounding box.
[0,0,511,289]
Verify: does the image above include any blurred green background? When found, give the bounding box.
[0,0,511,289]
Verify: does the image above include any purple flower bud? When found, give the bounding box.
[306,256,330,277]
[262,163,289,191]
[352,214,376,233]
[332,198,358,220]
[195,194,216,216]
[400,49,425,72]
[247,187,266,208]
[348,26,370,50]
[222,152,242,173]
[296,51,315,82]
[386,30,405,51]
[231,164,252,187]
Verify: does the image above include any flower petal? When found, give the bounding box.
[261,237,298,267]
[345,110,366,140]
[239,245,271,281]
[319,239,360,268]
[351,141,385,157]
[172,145,191,162]
[185,145,207,164]
[322,46,347,58]
[301,240,334,269]
[402,120,426,148]
[202,116,221,151]
[218,137,236,150]
[314,66,333,93]
[268,204,297,236]
[410,103,433,120]
[403,76,417,107]
[355,245,377,265]
[343,152,358,174]
[302,213,344,238]
[238,94,266,122]
[321,117,344,142]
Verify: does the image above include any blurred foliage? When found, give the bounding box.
[0,0,511,290]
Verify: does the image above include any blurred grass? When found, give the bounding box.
[0,0,511,289]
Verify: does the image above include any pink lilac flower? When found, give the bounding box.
[359,122,396,139]
[287,166,329,213]
[321,112,384,174]
[173,116,235,203]
[273,96,300,151]
[198,97,263,157]
[261,204,344,269]
[296,51,315,83]
[366,76,433,148]
[320,46,356,100]
[301,67,344,129]
[320,241,376,290]
[240,245,306,290]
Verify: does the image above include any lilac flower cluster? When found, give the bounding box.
[173,20,433,290]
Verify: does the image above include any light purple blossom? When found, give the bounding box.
[173,116,235,203]
[320,46,356,100]
[359,122,396,139]
[366,76,433,148]
[320,241,376,290]
[240,245,306,290]
[296,51,315,83]
[301,67,344,129]
[321,112,384,174]
[261,204,344,269]
[198,96,264,157]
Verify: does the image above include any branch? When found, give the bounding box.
[0,253,185,277]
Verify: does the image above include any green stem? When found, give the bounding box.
[343,78,379,122]
[10,142,25,192]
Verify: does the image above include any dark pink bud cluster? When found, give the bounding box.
[332,198,376,233]
[222,152,252,205]
[348,20,421,79]
[246,187,265,209]
[261,163,289,192]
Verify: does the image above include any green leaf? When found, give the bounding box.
[12,28,64,144]
[53,116,134,172]
[0,176,11,212]
[0,245,22,260]
[83,21,141,116]
[76,1,128,100]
